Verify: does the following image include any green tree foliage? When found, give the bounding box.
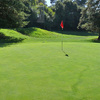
[27,0,46,5]
[53,1,64,29]
[26,0,54,29]
[0,0,82,31]
[53,0,81,30]
[63,0,81,30]
[78,0,100,39]
[35,2,55,30]
[0,0,29,28]
[74,0,87,6]
[44,5,55,30]
[25,0,38,27]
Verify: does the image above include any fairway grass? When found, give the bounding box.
[0,41,100,100]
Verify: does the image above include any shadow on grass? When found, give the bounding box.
[54,31,98,36]
[0,38,24,48]
[15,27,37,35]
[0,43,13,48]
[15,27,98,36]
[91,38,100,43]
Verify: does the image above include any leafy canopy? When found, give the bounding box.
[0,0,29,28]
[78,0,100,33]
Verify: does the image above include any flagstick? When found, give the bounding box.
[61,28,69,56]
[61,28,65,53]
[61,28,64,51]
[60,20,68,56]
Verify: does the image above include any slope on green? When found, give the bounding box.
[0,29,28,43]
[15,27,98,43]
[16,27,61,37]
[0,27,99,43]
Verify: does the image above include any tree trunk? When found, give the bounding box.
[98,32,100,40]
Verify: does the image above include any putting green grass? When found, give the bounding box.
[0,28,100,100]
[0,42,100,100]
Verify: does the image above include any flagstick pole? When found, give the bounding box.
[61,28,65,54]
[61,28,64,52]
[61,28,69,56]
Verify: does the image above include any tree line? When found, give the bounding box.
[0,0,100,39]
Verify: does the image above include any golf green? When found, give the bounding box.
[0,42,100,100]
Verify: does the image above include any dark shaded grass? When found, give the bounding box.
[54,31,98,36]
[91,38,100,43]
[15,27,37,36]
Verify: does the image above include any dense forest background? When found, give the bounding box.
[0,0,100,38]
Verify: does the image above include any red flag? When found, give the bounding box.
[60,21,64,29]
